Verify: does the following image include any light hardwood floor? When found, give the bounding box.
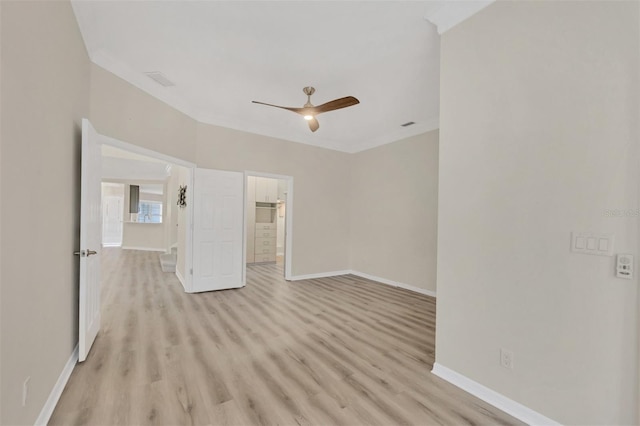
[49,248,520,426]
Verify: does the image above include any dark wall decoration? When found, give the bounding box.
[177,185,187,208]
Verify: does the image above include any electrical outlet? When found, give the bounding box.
[616,254,634,279]
[500,349,514,370]
[22,377,30,406]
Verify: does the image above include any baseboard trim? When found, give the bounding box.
[431,363,559,426]
[121,246,165,252]
[35,344,78,426]
[101,243,122,247]
[289,269,437,298]
[349,270,436,298]
[176,269,188,292]
[290,270,351,281]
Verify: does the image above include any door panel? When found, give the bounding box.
[78,118,102,362]
[192,168,244,292]
[102,196,123,246]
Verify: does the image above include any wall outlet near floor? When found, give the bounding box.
[22,376,30,406]
[500,348,514,370]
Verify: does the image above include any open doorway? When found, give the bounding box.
[244,172,293,281]
[101,145,173,254]
[99,137,196,292]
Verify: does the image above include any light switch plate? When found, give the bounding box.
[616,254,633,279]
[571,232,614,256]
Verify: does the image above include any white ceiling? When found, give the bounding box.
[72,1,488,153]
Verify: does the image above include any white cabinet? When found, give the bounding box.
[246,177,277,264]
[254,224,276,262]
[255,177,278,203]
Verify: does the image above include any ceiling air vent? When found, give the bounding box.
[401,121,415,127]
[144,71,175,87]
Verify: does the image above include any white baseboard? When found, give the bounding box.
[349,270,437,298]
[290,270,351,281]
[289,269,437,299]
[35,345,78,426]
[175,269,188,292]
[121,246,166,252]
[431,363,559,426]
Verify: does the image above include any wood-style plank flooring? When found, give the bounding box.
[50,248,520,425]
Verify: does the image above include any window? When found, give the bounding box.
[138,201,162,223]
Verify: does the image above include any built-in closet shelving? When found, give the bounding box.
[246,176,277,264]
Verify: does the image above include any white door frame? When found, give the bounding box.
[98,134,196,292]
[99,134,196,170]
[244,171,293,281]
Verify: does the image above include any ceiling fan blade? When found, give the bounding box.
[252,100,306,115]
[312,96,360,115]
[308,117,319,132]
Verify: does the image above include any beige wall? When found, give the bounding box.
[101,182,125,198]
[90,65,353,277]
[122,223,165,251]
[195,124,352,276]
[0,1,91,424]
[0,2,435,423]
[122,189,165,250]
[350,131,438,292]
[89,64,198,163]
[436,1,639,424]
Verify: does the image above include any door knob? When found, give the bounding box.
[73,250,97,257]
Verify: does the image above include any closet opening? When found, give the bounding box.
[244,172,293,281]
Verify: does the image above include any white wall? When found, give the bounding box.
[349,131,439,293]
[436,1,639,424]
[166,168,179,251]
[175,166,191,285]
[0,2,90,424]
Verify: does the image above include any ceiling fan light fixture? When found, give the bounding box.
[252,87,360,133]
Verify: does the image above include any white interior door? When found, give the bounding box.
[78,118,102,362]
[192,168,244,292]
[102,196,123,246]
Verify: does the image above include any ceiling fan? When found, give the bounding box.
[252,87,359,132]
